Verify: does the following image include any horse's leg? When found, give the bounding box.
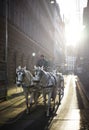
[29,92,34,110]
[34,91,39,106]
[58,90,61,105]
[43,89,46,106]
[61,80,64,97]
[57,81,62,105]
[46,90,52,117]
[24,90,29,114]
[52,87,57,110]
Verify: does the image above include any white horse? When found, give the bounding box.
[16,66,40,114]
[34,66,64,116]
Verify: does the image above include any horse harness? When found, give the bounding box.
[46,72,57,87]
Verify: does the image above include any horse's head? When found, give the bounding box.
[34,66,44,81]
[16,66,25,87]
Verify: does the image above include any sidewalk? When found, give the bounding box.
[76,75,89,101]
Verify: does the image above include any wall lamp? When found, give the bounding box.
[50,0,55,4]
[32,52,36,57]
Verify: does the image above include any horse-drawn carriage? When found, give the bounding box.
[16,66,64,116]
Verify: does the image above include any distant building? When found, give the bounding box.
[66,56,76,73]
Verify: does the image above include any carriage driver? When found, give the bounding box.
[36,54,48,71]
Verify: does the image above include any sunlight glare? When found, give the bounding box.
[56,0,87,47]
[65,22,84,47]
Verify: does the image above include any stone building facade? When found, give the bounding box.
[76,0,89,74]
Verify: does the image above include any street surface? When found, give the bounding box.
[0,75,89,130]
